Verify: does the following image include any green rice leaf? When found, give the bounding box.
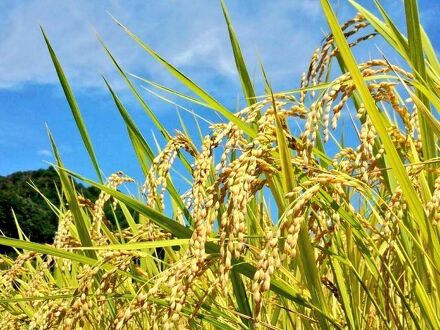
[41,28,103,183]
[320,0,427,238]
[221,0,256,107]
[111,15,256,137]
[47,128,95,258]
[404,0,437,184]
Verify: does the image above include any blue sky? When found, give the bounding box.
[0,0,439,184]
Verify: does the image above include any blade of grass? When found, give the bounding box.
[110,15,256,137]
[41,28,103,183]
[97,35,171,141]
[261,63,331,329]
[230,268,253,329]
[130,75,210,108]
[404,0,437,186]
[47,128,95,258]
[75,238,193,250]
[142,86,214,126]
[103,78,192,223]
[221,0,256,108]
[320,0,427,240]
[0,236,143,282]
[11,209,25,242]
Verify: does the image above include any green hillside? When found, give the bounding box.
[0,167,109,248]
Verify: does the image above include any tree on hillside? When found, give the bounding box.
[0,167,124,252]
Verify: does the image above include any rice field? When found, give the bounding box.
[1,0,440,329]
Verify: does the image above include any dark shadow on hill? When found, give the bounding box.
[0,167,125,253]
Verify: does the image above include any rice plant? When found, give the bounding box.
[1,0,440,329]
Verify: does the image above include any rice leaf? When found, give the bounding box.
[221,0,256,107]
[111,15,256,137]
[320,0,427,238]
[41,28,103,183]
[47,128,95,258]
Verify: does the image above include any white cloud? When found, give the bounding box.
[0,0,324,93]
[172,28,236,76]
[4,1,431,100]
[37,149,52,157]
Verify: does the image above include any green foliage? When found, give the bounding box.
[0,167,60,245]
[0,167,123,251]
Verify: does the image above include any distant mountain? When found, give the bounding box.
[0,167,106,249]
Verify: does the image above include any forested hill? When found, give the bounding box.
[0,167,102,246]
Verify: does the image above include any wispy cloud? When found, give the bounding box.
[0,0,324,93]
[0,0,436,94]
[37,149,52,157]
